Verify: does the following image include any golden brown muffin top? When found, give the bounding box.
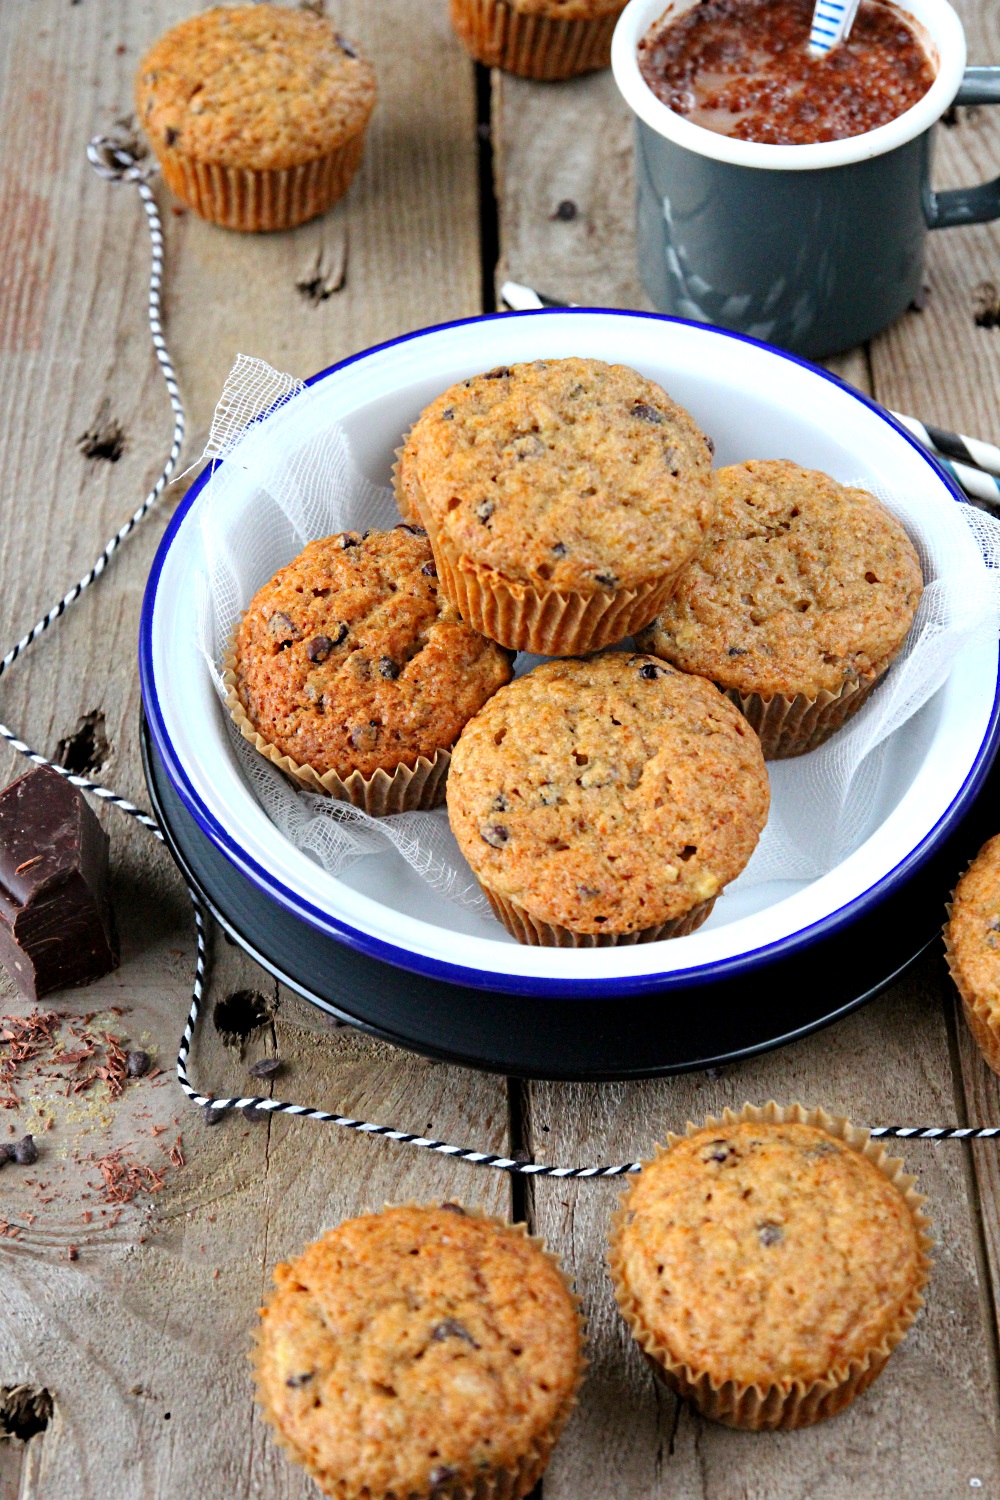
[636,460,924,700]
[946,835,1000,1021]
[398,358,716,595]
[447,653,768,934]
[253,1205,582,1499]
[136,6,376,172]
[506,0,626,17]
[234,527,513,779]
[613,1121,926,1390]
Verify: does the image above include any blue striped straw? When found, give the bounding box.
[808,0,862,56]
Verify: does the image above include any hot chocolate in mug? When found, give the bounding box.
[611,0,1000,356]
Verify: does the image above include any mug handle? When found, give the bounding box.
[926,66,1000,228]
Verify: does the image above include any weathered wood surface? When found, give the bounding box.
[0,3,506,1498]
[495,1,1000,1492]
[4,0,1000,1495]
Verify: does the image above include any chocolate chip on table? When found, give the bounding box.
[126,1049,151,1078]
[429,1469,458,1488]
[242,1104,269,1124]
[476,499,494,523]
[248,1056,281,1079]
[203,1105,227,1126]
[378,656,400,680]
[421,560,437,577]
[267,612,299,641]
[0,1143,14,1165]
[631,401,665,424]
[431,1319,479,1347]
[552,198,578,221]
[440,1201,465,1215]
[285,1370,316,1388]
[757,1221,784,1247]
[480,823,509,848]
[14,1134,38,1165]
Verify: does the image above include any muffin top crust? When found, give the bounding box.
[505,0,627,16]
[636,459,924,699]
[398,357,716,595]
[447,653,769,934]
[136,6,376,172]
[946,834,1000,1023]
[234,526,513,779]
[253,1204,582,1498]
[613,1120,927,1389]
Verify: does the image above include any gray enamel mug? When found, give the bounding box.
[611,0,1000,357]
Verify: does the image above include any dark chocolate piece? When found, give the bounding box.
[0,766,119,1001]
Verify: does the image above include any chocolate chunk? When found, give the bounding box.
[728,646,746,656]
[476,500,494,523]
[594,572,618,589]
[285,1370,315,1388]
[0,766,119,1002]
[578,885,601,898]
[705,434,715,455]
[483,367,511,379]
[248,1057,281,1079]
[552,199,577,221]
[335,32,358,56]
[267,612,299,642]
[757,1221,783,1247]
[440,1201,465,1215]
[306,635,333,663]
[126,1050,151,1078]
[394,522,427,535]
[431,1319,479,1347]
[349,721,379,749]
[164,127,179,147]
[441,407,455,420]
[480,823,509,848]
[632,402,665,424]
[378,656,400,680]
[421,560,437,577]
[551,542,568,558]
[491,793,508,812]
[340,533,360,549]
[637,662,665,680]
[361,528,374,539]
[14,1134,37,1165]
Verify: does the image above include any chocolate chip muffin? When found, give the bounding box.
[226,526,513,814]
[450,0,627,80]
[446,652,769,945]
[609,1104,932,1430]
[253,1204,583,1500]
[136,6,376,230]
[636,460,923,757]
[396,358,716,655]
[945,834,1000,1075]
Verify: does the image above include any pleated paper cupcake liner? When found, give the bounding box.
[480,883,716,946]
[251,1205,586,1500]
[723,662,890,759]
[608,1102,934,1431]
[944,859,1000,1075]
[222,645,450,815]
[449,0,621,79]
[395,435,676,655]
[155,131,368,232]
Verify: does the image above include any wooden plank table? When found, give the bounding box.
[1,2,1000,1495]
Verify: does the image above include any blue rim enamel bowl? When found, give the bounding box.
[139,309,1000,1000]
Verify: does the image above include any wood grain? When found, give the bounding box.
[0,3,504,1496]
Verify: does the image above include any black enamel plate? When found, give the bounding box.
[142,716,994,1081]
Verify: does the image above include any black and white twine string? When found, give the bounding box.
[0,139,997,1181]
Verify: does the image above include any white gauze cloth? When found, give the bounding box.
[195,355,1000,909]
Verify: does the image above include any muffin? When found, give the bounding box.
[252,1203,584,1499]
[449,0,626,80]
[636,460,924,758]
[609,1103,932,1430]
[227,525,514,814]
[396,358,716,655]
[135,6,376,231]
[945,833,1000,1074]
[447,652,769,945]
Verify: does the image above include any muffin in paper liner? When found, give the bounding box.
[721,659,890,760]
[608,1102,933,1431]
[944,836,1000,1075]
[393,444,677,656]
[157,133,367,233]
[481,882,716,947]
[251,1203,586,1500]
[449,0,622,79]
[222,645,450,815]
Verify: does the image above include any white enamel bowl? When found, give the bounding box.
[139,309,1000,999]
